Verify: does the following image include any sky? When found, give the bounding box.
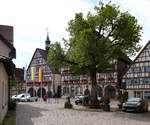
[0,0,150,68]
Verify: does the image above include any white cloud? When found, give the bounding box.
[0,0,94,68]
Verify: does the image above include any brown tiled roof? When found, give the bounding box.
[27,48,59,74]
[0,33,16,59]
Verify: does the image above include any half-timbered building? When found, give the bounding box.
[26,35,61,98]
[61,54,132,98]
[122,41,150,99]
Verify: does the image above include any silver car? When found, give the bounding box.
[122,97,148,112]
[16,93,31,102]
[28,96,38,102]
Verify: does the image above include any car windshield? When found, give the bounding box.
[127,98,141,102]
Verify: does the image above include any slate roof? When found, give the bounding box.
[37,48,48,60]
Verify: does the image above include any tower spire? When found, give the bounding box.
[45,28,51,51]
[46,28,50,42]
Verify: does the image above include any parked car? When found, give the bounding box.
[11,93,38,102]
[75,95,101,105]
[17,93,31,102]
[11,95,18,100]
[28,96,38,102]
[122,97,148,112]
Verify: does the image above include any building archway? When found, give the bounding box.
[37,88,46,97]
[28,87,36,97]
[57,85,61,98]
[104,85,116,98]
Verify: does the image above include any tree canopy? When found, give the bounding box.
[48,2,142,100]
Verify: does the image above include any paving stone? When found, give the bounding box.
[16,99,150,125]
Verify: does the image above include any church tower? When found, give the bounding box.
[45,31,51,51]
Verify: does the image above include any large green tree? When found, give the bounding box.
[48,2,142,101]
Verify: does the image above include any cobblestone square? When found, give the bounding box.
[16,99,150,125]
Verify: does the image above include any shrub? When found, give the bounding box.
[101,96,110,111]
[8,99,16,110]
[64,96,73,109]
[103,96,110,105]
[117,90,128,109]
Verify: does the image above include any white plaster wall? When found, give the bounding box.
[0,62,8,124]
[127,90,134,98]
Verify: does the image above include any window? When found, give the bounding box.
[127,79,140,85]
[80,87,83,94]
[64,76,68,80]
[126,79,131,85]
[144,66,150,72]
[134,79,139,84]
[143,78,150,84]
[144,91,150,99]
[66,87,69,94]
[75,86,79,95]
[63,87,66,95]
[132,67,141,73]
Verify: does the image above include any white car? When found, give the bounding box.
[28,96,38,102]
[11,95,18,100]
[16,93,31,102]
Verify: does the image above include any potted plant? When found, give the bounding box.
[64,96,73,109]
[102,96,110,111]
[118,90,128,109]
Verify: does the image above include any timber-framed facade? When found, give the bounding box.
[122,41,150,99]
[61,55,132,98]
[26,35,61,98]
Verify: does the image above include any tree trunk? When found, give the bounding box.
[90,69,98,103]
